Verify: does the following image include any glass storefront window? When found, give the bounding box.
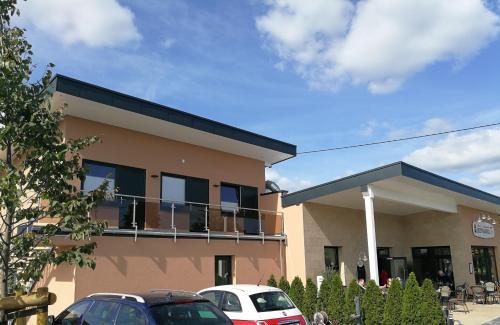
[472,246,498,284]
[412,246,454,287]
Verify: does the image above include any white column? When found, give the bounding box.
[362,185,379,284]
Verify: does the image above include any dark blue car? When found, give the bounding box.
[49,290,233,325]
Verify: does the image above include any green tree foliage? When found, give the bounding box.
[318,272,332,311]
[344,278,363,325]
[362,280,384,325]
[418,278,444,325]
[289,276,305,312]
[327,274,345,324]
[0,0,107,298]
[267,274,277,287]
[382,278,403,325]
[278,276,290,294]
[303,278,318,321]
[402,273,422,325]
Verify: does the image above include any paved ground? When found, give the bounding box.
[452,303,500,324]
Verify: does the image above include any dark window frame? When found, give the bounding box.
[472,246,498,284]
[220,182,259,210]
[324,246,340,272]
[160,172,210,205]
[215,255,233,286]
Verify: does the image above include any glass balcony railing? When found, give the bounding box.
[88,194,285,240]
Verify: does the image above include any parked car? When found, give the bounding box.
[198,285,307,325]
[48,290,233,325]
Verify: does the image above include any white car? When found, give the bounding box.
[198,284,307,325]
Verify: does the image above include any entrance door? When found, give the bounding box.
[388,257,407,285]
[241,186,259,235]
[115,165,146,230]
[215,256,233,286]
[472,246,498,283]
[186,177,209,232]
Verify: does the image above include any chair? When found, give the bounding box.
[440,286,451,305]
[448,289,469,313]
[470,285,486,304]
[485,282,497,303]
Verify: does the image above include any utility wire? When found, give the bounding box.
[297,121,500,155]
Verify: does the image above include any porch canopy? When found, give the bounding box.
[282,162,500,283]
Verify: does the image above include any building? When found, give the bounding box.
[36,75,296,314]
[282,162,500,288]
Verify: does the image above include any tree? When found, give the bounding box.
[318,272,332,311]
[344,278,363,325]
[267,274,277,287]
[327,274,344,324]
[0,0,107,304]
[402,273,421,325]
[303,278,318,321]
[382,278,403,325]
[278,276,290,294]
[289,276,305,312]
[362,280,384,325]
[418,278,444,325]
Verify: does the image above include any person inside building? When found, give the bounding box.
[437,269,452,287]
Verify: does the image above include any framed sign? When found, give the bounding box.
[472,221,495,239]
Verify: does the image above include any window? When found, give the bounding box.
[82,161,115,194]
[199,291,224,307]
[324,247,340,272]
[221,292,242,312]
[215,256,232,286]
[249,291,295,312]
[161,175,186,206]
[54,301,92,325]
[116,305,147,325]
[150,301,232,324]
[412,246,454,286]
[82,301,119,324]
[221,185,239,213]
[472,246,498,284]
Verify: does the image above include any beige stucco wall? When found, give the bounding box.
[285,200,500,287]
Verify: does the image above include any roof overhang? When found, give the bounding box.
[49,75,296,165]
[282,162,500,215]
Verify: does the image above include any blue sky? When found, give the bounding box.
[16,0,500,194]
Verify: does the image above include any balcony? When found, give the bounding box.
[89,194,285,242]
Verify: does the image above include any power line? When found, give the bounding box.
[297,121,500,155]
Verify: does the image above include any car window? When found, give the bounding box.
[199,291,223,307]
[82,301,119,325]
[150,301,232,325]
[221,292,242,312]
[249,291,295,312]
[55,301,92,325]
[116,304,147,325]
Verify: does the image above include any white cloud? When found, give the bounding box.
[266,169,313,192]
[256,0,500,93]
[479,169,500,186]
[162,37,176,48]
[403,128,500,171]
[18,0,141,47]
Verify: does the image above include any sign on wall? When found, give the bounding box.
[472,221,495,239]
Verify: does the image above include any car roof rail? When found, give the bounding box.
[87,293,146,303]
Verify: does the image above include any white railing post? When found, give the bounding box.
[132,198,138,242]
[259,211,264,244]
[170,203,176,243]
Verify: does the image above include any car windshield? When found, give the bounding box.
[150,301,232,325]
[249,291,295,312]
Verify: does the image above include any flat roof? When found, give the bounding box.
[282,162,500,208]
[49,75,296,165]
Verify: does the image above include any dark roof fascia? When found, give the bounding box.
[50,75,296,157]
[282,161,500,207]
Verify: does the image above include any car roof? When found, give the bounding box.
[199,285,283,295]
[87,290,206,307]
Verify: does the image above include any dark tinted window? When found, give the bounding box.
[82,301,119,325]
[215,256,232,286]
[250,291,295,312]
[150,301,232,325]
[116,304,147,325]
[324,246,339,271]
[199,291,223,306]
[221,185,239,213]
[221,292,242,312]
[83,161,115,193]
[55,301,92,325]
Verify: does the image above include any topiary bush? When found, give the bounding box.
[402,272,421,325]
[318,272,333,311]
[303,278,318,321]
[278,276,290,294]
[418,278,445,325]
[327,274,345,324]
[344,278,364,325]
[382,278,403,325]
[289,276,306,312]
[267,274,277,287]
[362,280,385,325]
